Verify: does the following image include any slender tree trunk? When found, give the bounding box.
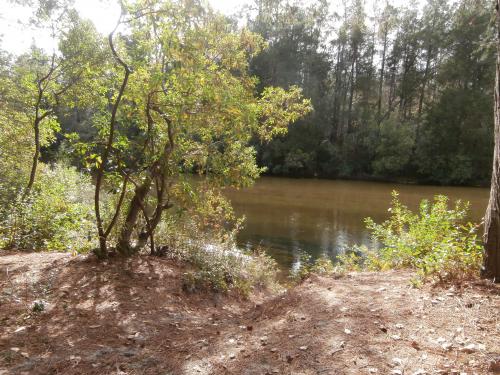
[331,43,344,142]
[347,45,358,134]
[24,58,56,198]
[483,0,500,280]
[377,29,388,120]
[25,117,41,198]
[94,21,131,258]
[418,45,432,117]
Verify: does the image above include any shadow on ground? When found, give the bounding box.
[0,252,499,375]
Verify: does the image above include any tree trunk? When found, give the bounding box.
[483,0,500,280]
[116,177,152,255]
[347,44,358,134]
[25,117,41,198]
[377,29,388,120]
[93,21,131,258]
[418,45,432,117]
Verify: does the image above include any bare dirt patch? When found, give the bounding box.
[0,252,499,374]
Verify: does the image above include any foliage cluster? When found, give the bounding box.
[291,252,336,281]
[0,164,96,253]
[336,192,483,282]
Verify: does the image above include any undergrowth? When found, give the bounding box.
[335,191,483,283]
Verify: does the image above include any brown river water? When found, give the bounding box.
[225,177,490,269]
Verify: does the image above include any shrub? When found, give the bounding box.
[0,164,96,253]
[155,191,281,296]
[359,191,483,282]
[178,237,280,296]
[291,252,336,281]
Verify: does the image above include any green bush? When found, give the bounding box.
[155,193,281,296]
[291,252,335,281]
[359,191,483,281]
[0,164,96,253]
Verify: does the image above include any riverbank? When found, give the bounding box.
[1,252,499,374]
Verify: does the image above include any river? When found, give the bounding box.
[225,177,490,270]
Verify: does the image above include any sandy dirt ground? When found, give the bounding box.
[0,252,499,375]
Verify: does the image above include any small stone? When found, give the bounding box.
[391,370,402,375]
[270,348,277,353]
[229,353,236,359]
[14,326,26,333]
[392,358,403,366]
[299,346,308,351]
[395,323,404,329]
[344,328,352,335]
[10,347,20,353]
[368,368,378,373]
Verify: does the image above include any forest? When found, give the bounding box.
[247,0,495,185]
[0,0,500,373]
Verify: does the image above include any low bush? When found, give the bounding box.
[0,163,96,253]
[291,252,336,280]
[339,191,483,282]
[155,190,281,296]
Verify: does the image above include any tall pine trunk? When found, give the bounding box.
[483,0,500,280]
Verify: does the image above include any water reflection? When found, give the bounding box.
[225,177,490,269]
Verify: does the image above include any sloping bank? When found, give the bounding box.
[0,251,499,375]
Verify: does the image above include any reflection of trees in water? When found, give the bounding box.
[289,212,303,273]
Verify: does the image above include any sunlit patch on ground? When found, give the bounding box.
[0,252,499,374]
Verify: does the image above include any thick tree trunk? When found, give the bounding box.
[483,0,500,280]
[116,177,152,255]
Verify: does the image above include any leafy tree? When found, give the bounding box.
[71,0,312,257]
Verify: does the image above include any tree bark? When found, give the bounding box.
[116,176,152,255]
[483,0,500,280]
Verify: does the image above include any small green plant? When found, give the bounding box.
[360,191,483,282]
[292,253,336,280]
[32,300,45,313]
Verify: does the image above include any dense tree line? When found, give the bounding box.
[245,0,496,185]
